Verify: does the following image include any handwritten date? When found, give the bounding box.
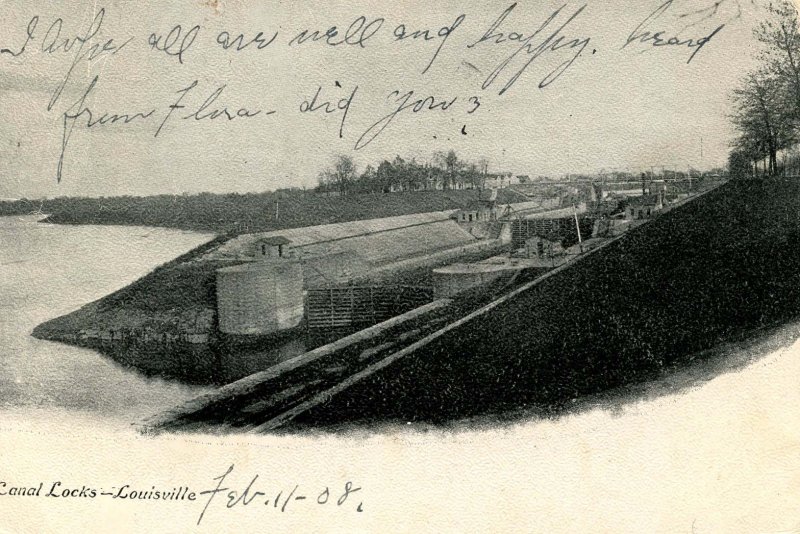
[197,464,363,526]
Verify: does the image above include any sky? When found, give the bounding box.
[0,0,769,198]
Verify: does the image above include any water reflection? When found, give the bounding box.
[0,216,215,423]
[87,326,362,385]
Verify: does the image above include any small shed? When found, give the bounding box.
[453,189,499,223]
[624,194,664,220]
[254,236,292,259]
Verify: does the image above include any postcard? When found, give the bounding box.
[1,0,799,532]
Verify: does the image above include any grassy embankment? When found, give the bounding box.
[283,179,800,429]
[2,189,528,232]
[31,189,528,343]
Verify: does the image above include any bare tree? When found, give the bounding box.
[731,72,793,175]
[444,150,459,190]
[432,151,448,171]
[754,0,800,120]
[319,155,357,195]
[476,157,489,175]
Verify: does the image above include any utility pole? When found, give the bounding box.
[573,203,583,253]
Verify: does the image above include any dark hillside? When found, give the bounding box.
[288,180,800,428]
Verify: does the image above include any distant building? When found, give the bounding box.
[424,176,444,191]
[387,173,478,193]
[484,172,518,189]
[388,182,408,193]
[624,193,664,220]
[453,189,498,223]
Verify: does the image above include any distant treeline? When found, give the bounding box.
[0,188,528,233]
[316,150,500,195]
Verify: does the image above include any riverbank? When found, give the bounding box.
[0,219,214,424]
[31,234,228,338]
[1,189,529,233]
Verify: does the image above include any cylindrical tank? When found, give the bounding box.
[216,260,304,336]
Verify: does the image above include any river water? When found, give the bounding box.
[0,216,216,427]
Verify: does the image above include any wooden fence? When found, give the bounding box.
[306,285,434,330]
